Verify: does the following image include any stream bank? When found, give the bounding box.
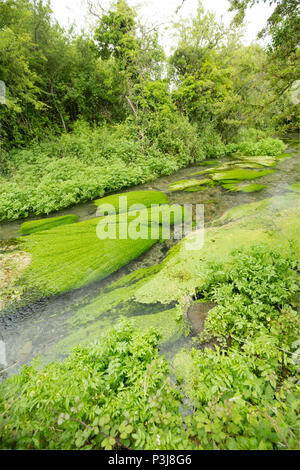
[0,138,299,379]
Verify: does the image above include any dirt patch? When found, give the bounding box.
[187,301,216,336]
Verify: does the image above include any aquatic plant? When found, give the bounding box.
[287,182,300,194]
[222,183,267,193]
[133,195,300,305]
[211,169,274,183]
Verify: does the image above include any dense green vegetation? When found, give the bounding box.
[20,215,78,235]
[0,0,299,452]
[30,194,300,363]
[94,190,169,214]
[0,0,298,221]
[14,192,185,300]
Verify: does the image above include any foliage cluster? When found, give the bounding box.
[0,0,296,222]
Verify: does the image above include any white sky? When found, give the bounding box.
[50,0,274,52]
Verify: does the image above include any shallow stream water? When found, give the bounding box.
[0,136,299,379]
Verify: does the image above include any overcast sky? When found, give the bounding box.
[50,0,274,52]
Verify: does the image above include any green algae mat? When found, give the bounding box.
[18,216,157,297]
[287,182,300,194]
[94,190,169,214]
[172,157,277,193]
[9,191,189,301]
[43,192,300,360]
[211,168,273,183]
[222,183,267,193]
[168,179,213,191]
[132,194,300,305]
[42,262,187,361]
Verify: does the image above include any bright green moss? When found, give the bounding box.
[192,168,220,176]
[236,156,277,167]
[18,217,157,297]
[211,168,274,183]
[169,179,212,191]
[197,160,220,166]
[133,195,300,305]
[184,185,211,192]
[287,183,300,194]
[21,215,79,235]
[222,183,267,193]
[192,160,273,177]
[94,191,169,215]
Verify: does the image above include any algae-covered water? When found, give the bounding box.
[0,137,299,379]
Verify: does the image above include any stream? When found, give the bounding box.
[0,136,299,380]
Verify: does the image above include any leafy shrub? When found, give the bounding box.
[198,245,299,345]
[144,112,206,165]
[199,126,228,158]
